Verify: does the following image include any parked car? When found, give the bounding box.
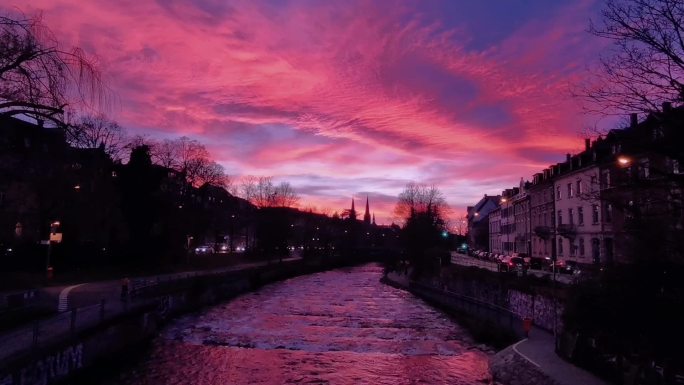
[499,256,528,273]
[549,260,581,274]
[194,244,215,255]
[528,257,550,270]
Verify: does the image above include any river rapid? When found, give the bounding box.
[113,264,493,384]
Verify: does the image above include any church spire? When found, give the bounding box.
[349,198,357,221]
[363,196,371,225]
[372,213,376,225]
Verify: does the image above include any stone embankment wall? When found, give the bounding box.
[433,271,565,334]
[384,272,566,385]
[0,256,364,385]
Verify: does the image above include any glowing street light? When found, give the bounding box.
[617,156,632,166]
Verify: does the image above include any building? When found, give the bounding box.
[499,188,517,254]
[529,168,555,261]
[466,194,501,251]
[489,206,501,254]
[512,178,531,256]
[553,151,605,265]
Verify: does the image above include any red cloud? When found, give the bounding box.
[11,0,608,223]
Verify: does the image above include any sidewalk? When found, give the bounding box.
[513,326,608,385]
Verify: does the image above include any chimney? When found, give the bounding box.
[36,119,44,128]
[630,113,638,128]
[663,101,672,113]
[585,138,591,151]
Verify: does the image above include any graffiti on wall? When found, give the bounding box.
[0,343,83,385]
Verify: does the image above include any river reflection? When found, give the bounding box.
[117,264,493,384]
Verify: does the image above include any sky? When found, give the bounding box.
[4,0,616,226]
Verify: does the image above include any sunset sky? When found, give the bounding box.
[6,0,618,226]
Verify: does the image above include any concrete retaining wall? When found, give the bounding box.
[0,256,362,385]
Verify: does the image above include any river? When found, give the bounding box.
[111,264,493,384]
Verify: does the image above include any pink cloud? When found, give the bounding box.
[8,0,609,223]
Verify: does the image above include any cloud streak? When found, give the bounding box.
[10,0,609,223]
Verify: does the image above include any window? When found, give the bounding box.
[556,186,561,200]
[570,241,576,255]
[592,238,601,264]
[601,170,611,189]
[557,210,563,225]
[568,208,574,225]
[567,183,573,198]
[558,238,564,255]
[576,180,582,195]
[605,204,612,222]
[591,175,597,191]
[579,238,585,256]
[592,205,599,224]
[578,207,584,225]
[611,143,621,154]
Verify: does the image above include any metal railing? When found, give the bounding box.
[0,299,153,363]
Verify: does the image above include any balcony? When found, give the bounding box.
[557,224,577,239]
[534,226,551,240]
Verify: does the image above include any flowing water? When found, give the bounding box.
[113,264,493,384]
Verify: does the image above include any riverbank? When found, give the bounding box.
[0,254,374,385]
[382,270,607,385]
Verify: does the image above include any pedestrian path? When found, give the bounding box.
[514,326,608,385]
[57,283,86,312]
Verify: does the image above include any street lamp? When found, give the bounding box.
[617,155,632,166]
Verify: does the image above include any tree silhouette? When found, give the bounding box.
[580,0,684,115]
[0,12,105,126]
[150,136,229,187]
[67,113,127,161]
[240,176,299,208]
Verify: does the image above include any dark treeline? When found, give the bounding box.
[0,115,405,272]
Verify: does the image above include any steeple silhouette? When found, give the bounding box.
[349,198,357,221]
[372,213,376,225]
[364,196,371,225]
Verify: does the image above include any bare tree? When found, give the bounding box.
[579,0,684,115]
[240,176,299,208]
[394,182,450,224]
[67,113,127,161]
[150,136,229,187]
[0,12,105,126]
